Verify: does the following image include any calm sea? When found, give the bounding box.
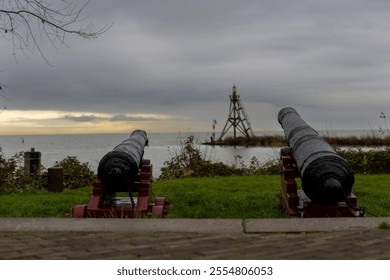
[0,130,368,177]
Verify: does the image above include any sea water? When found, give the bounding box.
[0,132,281,177]
[0,130,369,177]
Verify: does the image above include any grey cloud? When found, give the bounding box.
[62,113,164,123]
[109,114,160,122]
[64,115,105,123]
[2,0,390,132]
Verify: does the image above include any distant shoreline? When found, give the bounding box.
[204,134,390,147]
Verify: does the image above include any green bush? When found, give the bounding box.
[159,136,241,179]
[0,150,96,193]
[0,150,33,193]
[54,156,96,189]
[336,148,390,174]
[158,136,280,180]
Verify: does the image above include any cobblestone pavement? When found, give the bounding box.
[0,229,389,260]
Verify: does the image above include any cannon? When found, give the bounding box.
[98,129,148,195]
[278,107,363,217]
[67,130,170,218]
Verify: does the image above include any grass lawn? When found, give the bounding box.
[0,174,388,218]
[352,174,390,217]
[153,175,287,218]
[0,187,91,218]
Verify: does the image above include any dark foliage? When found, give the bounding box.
[54,156,96,189]
[0,151,96,193]
[336,148,390,174]
[158,136,280,180]
[0,150,33,193]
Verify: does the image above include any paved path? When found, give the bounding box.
[0,218,389,260]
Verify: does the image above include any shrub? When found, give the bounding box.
[0,151,96,193]
[54,156,96,189]
[158,136,280,180]
[158,136,238,179]
[220,135,286,146]
[336,148,367,173]
[336,147,390,174]
[0,150,33,193]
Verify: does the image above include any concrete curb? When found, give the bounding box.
[0,217,389,233]
[0,218,244,233]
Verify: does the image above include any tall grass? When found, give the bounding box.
[215,135,287,147]
[323,135,390,146]
[209,134,390,147]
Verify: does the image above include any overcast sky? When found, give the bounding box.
[1,0,390,135]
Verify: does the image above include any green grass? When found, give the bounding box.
[0,187,91,217]
[153,175,287,219]
[0,174,389,218]
[352,174,390,217]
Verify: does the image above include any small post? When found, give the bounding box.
[24,148,41,176]
[48,167,64,192]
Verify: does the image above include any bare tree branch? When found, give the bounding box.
[0,0,111,63]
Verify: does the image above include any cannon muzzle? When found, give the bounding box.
[97,130,148,192]
[278,107,354,204]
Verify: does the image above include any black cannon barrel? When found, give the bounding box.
[278,107,354,204]
[97,130,148,192]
